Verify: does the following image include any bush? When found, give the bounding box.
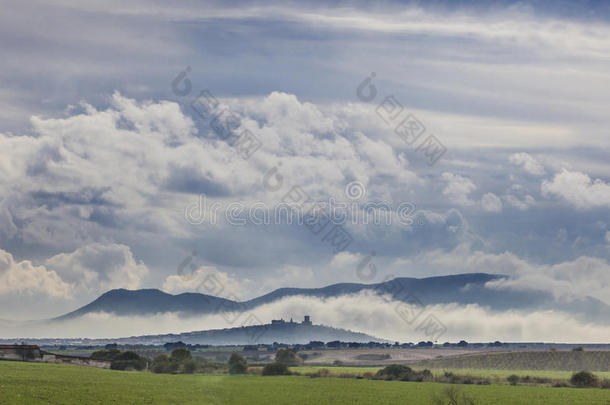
[151,354,179,374]
[262,362,291,376]
[375,365,432,382]
[432,386,477,405]
[274,348,302,366]
[308,368,331,378]
[170,348,192,363]
[110,351,147,371]
[182,359,198,374]
[228,353,248,374]
[600,379,610,389]
[507,374,519,386]
[570,371,598,388]
[376,364,413,380]
[90,349,121,361]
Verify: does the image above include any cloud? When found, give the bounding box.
[3,292,610,343]
[509,153,545,175]
[541,169,610,209]
[441,172,477,206]
[503,193,536,210]
[0,249,72,298]
[441,174,502,213]
[399,244,610,305]
[45,243,148,293]
[480,193,502,213]
[162,265,248,298]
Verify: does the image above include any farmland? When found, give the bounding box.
[1,361,610,405]
[415,350,610,371]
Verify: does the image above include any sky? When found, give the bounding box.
[1,0,609,342]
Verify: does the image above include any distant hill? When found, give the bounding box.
[101,319,384,345]
[0,318,384,346]
[53,273,610,323]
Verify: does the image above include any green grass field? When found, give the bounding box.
[1,361,610,405]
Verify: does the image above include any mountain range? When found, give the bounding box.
[54,272,610,323]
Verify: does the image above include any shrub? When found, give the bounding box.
[170,348,192,363]
[228,353,248,374]
[375,365,432,382]
[275,348,302,366]
[570,371,598,388]
[432,386,477,405]
[262,362,291,376]
[151,354,179,374]
[361,372,374,380]
[600,379,610,389]
[310,368,331,378]
[507,374,519,386]
[110,351,147,371]
[182,359,198,374]
[376,364,413,380]
[90,349,121,361]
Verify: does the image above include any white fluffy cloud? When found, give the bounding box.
[480,193,502,213]
[509,153,545,176]
[542,169,610,209]
[0,249,72,298]
[399,244,610,304]
[441,174,502,213]
[162,265,247,298]
[45,243,149,293]
[441,172,477,206]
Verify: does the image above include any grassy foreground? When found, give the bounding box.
[1,361,609,405]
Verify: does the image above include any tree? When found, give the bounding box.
[110,351,147,371]
[182,359,198,374]
[507,374,519,386]
[228,353,248,374]
[274,348,302,366]
[91,349,121,361]
[170,348,192,363]
[570,371,598,388]
[376,364,413,380]
[151,354,179,374]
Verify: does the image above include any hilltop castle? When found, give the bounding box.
[271,315,312,326]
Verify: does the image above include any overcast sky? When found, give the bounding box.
[1,0,609,341]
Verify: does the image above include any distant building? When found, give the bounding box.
[271,316,311,326]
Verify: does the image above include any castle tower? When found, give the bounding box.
[303,315,312,325]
